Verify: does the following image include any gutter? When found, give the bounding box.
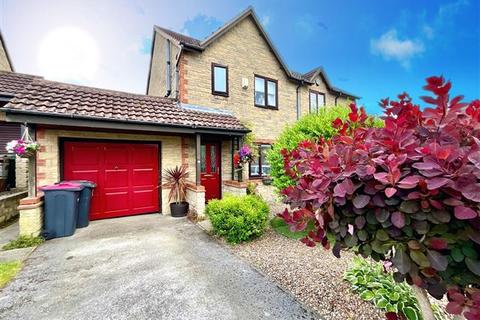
[296,81,303,120]
[2,108,250,136]
[165,38,172,97]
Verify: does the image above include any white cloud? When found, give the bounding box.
[422,25,434,39]
[0,0,232,94]
[370,30,424,69]
[261,15,270,27]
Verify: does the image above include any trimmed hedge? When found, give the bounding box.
[206,194,269,243]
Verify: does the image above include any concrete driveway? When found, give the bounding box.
[0,215,316,320]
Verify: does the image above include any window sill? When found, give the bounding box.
[212,91,229,97]
[254,104,278,110]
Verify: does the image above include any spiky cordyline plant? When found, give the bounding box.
[163,165,189,204]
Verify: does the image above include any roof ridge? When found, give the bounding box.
[0,70,43,79]
[154,25,201,42]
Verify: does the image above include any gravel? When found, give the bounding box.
[229,229,384,320]
[227,184,383,319]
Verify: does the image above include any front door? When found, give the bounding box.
[200,142,220,201]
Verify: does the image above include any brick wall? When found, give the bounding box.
[0,190,27,223]
[35,127,190,215]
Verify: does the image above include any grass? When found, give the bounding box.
[0,261,21,288]
[270,216,313,239]
[2,236,44,251]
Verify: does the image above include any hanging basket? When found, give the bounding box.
[5,124,40,158]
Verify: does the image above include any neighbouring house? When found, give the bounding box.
[147,6,358,183]
[0,31,29,225]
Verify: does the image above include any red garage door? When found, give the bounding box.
[63,141,159,220]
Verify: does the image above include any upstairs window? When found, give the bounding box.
[211,63,228,96]
[309,90,325,114]
[255,75,277,109]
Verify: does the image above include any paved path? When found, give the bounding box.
[0,220,18,246]
[0,215,316,320]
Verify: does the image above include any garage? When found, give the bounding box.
[62,140,160,220]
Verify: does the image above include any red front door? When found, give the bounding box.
[63,141,159,220]
[200,142,220,201]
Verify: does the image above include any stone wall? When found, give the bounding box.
[186,184,206,216]
[222,180,247,196]
[147,32,180,98]
[18,196,43,237]
[15,157,28,189]
[179,16,348,141]
[0,36,12,72]
[0,190,27,223]
[35,127,188,215]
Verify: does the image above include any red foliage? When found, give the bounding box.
[279,76,480,318]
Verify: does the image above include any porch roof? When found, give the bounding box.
[0,71,249,135]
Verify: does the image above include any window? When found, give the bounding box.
[309,90,325,114]
[254,75,278,108]
[249,144,272,178]
[211,63,228,96]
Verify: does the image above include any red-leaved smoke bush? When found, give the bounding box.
[279,76,480,319]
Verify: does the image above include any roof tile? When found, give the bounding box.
[0,71,247,132]
[0,72,40,96]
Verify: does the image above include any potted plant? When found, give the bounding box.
[163,165,189,217]
[233,144,254,182]
[6,139,40,158]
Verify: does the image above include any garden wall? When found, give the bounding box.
[0,190,27,223]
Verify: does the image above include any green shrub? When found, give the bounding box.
[3,236,44,250]
[267,105,382,192]
[206,194,269,243]
[344,257,448,320]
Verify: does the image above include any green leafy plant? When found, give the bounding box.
[162,165,189,203]
[267,105,382,192]
[345,257,448,320]
[0,261,22,288]
[270,216,313,240]
[2,235,44,250]
[206,194,269,243]
[279,77,480,319]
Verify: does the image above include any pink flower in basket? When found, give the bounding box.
[6,139,40,158]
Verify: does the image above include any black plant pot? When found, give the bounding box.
[170,202,189,217]
[262,177,273,185]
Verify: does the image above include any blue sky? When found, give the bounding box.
[0,0,478,114]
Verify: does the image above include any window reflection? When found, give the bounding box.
[200,145,206,172]
[210,146,216,173]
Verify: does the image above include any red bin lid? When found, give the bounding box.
[40,182,84,191]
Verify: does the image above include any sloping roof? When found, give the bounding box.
[302,67,360,99]
[154,26,202,49]
[0,71,40,97]
[0,30,14,72]
[154,7,292,80]
[153,7,358,100]
[0,71,248,133]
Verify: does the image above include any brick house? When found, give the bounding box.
[0,30,28,192]
[0,7,358,236]
[147,6,357,182]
